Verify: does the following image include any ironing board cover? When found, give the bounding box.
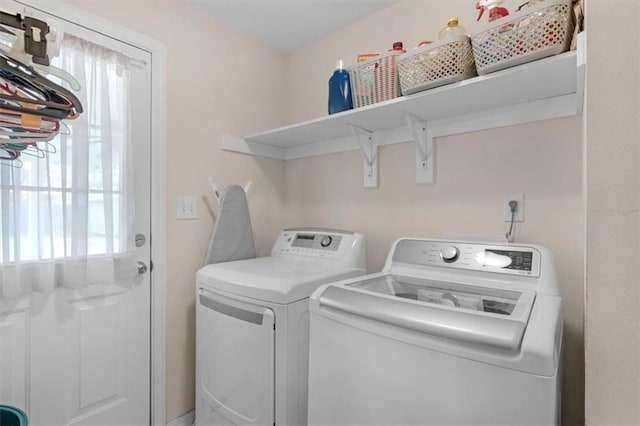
[204,184,256,265]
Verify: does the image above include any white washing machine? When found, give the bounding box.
[308,238,563,425]
[196,228,366,426]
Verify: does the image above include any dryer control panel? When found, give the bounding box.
[291,232,342,251]
[272,228,365,267]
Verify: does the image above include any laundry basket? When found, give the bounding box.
[349,50,402,108]
[0,406,28,426]
[471,0,574,75]
[397,35,477,95]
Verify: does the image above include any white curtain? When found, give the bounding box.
[0,34,137,298]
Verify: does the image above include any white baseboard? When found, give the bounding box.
[166,410,195,426]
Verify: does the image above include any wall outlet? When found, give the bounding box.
[503,194,525,222]
[176,196,198,220]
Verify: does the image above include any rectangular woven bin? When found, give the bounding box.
[398,35,477,95]
[471,0,575,75]
[349,50,402,108]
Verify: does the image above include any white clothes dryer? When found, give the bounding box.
[308,238,563,425]
[195,228,366,426]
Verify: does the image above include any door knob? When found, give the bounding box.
[137,261,148,275]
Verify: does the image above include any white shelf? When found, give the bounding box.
[223,33,586,186]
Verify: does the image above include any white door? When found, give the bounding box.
[0,2,153,425]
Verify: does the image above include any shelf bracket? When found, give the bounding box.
[575,31,586,114]
[349,124,378,188]
[404,112,434,185]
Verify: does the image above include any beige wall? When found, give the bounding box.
[584,1,640,424]
[284,1,585,424]
[66,0,288,420]
[56,1,640,424]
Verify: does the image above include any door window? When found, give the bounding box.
[0,32,138,296]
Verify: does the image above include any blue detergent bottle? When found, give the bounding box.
[328,59,353,114]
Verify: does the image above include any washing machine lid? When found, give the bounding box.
[318,274,536,351]
[197,256,365,304]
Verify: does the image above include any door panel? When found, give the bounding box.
[0,304,29,411]
[75,293,126,413]
[29,285,150,425]
[0,2,153,424]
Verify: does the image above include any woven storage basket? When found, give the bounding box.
[349,50,401,108]
[398,35,477,95]
[471,0,574,75]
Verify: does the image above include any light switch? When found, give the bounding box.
[176,196,198,220]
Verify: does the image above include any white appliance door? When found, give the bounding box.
[197,288,275,425]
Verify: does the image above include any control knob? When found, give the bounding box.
[320,236,332,247]
[440,246,460,263]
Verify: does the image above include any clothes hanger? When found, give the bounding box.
[0,114,59,153]
[1,142,45,158]
[0,62,80,114]
[0,16,77,117]
[57,119,69,135]
[0,92,75,112]
[0,135,55,145]
[0,11,50,66]
[0,153,23,168]
[0,136,57,158]
[34,140,56,154]
[0,72,47,104]
[0,12,80,167]
[0,67,68,115]
[0,144,20,160]
[0,53,83,118]
[0,128,57,139]
[32,63,81,91]
[0,30,81,91]
[0,106,60,142]
[0,111,59,131]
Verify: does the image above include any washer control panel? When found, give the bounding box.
[393,239,541,277]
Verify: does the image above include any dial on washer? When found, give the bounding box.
[320,236,332,247]
[440,246,460,263]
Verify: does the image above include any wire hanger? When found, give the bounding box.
[0,156,22,168]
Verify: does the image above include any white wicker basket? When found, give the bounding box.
[349,50,401,108]
[398,35,477,95]
[471,0,574,75]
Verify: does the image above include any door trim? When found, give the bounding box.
[14,1,168,424]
